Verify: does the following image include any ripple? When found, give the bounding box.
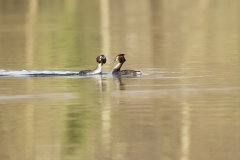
[0,70,78,77]
[0,93,77,100]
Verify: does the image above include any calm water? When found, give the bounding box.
[1,1,240,160]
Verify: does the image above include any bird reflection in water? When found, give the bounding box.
[114,77,126,90]
[89,74,107,92]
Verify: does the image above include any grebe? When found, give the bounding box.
[79,55,106,75]
[111,54,142,76]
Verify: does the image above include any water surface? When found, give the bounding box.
[0,1,240,160]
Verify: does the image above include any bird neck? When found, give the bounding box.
[111,62,123,74]
[92,63,102,74]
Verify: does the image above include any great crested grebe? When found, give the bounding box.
[79,55,107,75]
[111,54,142,76]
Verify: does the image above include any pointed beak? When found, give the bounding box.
[111,57,117,63]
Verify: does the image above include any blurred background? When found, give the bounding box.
[0,0,240,160]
